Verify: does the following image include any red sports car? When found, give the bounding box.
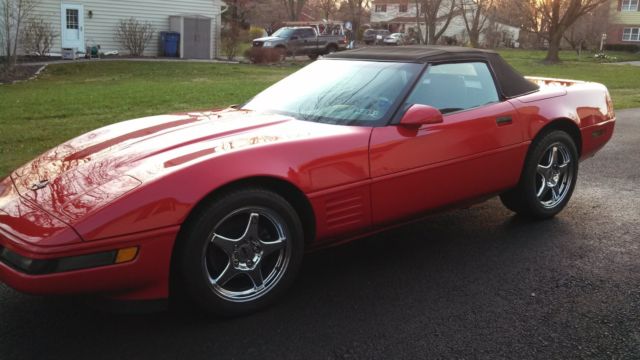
[0,47,615,315]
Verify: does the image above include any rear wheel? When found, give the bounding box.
[176,188,304,316]
[500,130,578,219]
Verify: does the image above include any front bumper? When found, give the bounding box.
[0,226,178,301]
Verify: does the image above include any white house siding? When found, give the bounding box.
[370,0,519,46]
[371,3,420,23]
[2,0,224,57]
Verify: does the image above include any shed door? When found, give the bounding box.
[61,4,84,50]
[197,18,211,59]
[183,18,211,59]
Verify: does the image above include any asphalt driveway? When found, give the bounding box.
[1,109,639,360]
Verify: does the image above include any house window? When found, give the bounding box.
[622,0,639,11]
[66,9,79,29]
[622,27,640,41]
[399,4,408,12]
[375,4,387,12]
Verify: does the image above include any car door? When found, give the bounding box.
[288,30,305,54]
[369,61,528,226]
[299,28,317,53]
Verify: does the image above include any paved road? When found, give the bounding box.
[1,110,639,360]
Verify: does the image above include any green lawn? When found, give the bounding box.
[0,49,639,177]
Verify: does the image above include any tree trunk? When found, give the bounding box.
[544,30,563,63]
[414,0,423,44]
[469,31,480,47]
[427,22,436,44]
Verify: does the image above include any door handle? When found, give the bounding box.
[496,116,513,126]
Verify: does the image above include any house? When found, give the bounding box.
[2,0,226,59]
[607,0,640,45]
[370,0,520,47]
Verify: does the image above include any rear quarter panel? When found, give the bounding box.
[511,78,615,159]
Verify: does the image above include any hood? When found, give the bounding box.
[253,36,282,43]
[10,109,341,222]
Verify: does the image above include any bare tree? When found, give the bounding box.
[458,0,494,48]
[282,0,306,21]
[414,0,424,44]
[344,0,368,40]
[313,0,337,20]
[421,0,457,45]
[223,0,255,27]
[21,16,56,56]
[562,1,608,54]
[520,0,609,63]
[115,18,154,57]
[1,0,38,73]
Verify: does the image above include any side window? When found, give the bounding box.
[300,29,315,38]
[406,62,500,113]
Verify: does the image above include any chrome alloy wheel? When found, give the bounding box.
[204,207,291,302]
[536,142,574,209]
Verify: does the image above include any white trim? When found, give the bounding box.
[622,27,640,41]
[621,0,639,11]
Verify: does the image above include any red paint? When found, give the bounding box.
[399,104,443,127]
[0,78,615,302]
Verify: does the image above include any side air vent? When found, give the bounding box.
[324,192,366,230]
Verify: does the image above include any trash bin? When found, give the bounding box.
[159,31,180,57]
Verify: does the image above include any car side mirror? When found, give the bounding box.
[290,36,299,40]
[399,104,443,127]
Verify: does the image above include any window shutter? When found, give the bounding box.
[617,0,622,11]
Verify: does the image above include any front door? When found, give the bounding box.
[61,4,84,50]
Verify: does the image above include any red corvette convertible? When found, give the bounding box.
[0,47,615,315]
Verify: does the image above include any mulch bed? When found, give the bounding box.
[0,65,45,84]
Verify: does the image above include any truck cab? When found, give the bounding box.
[252,26,347,59]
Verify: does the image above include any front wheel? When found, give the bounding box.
[500,130,578,219]
[176,188,304,316]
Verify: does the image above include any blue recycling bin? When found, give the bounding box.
[160,31,180,57]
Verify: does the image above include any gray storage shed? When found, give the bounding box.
[170,15,214,59]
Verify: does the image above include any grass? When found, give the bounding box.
[0,48,639,177]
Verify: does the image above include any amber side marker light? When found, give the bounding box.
[0,246,139,275]
[115,247,139,264]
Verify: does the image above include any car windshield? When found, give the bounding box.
[272,28,294,38]
[243,60,423,126]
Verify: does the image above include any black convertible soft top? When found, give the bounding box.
[326,46,539,99]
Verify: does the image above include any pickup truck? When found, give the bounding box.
[252,26,347,59]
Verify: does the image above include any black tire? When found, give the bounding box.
[326,44,338,54]
[176,188,304,316]
[500,130,579,219]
